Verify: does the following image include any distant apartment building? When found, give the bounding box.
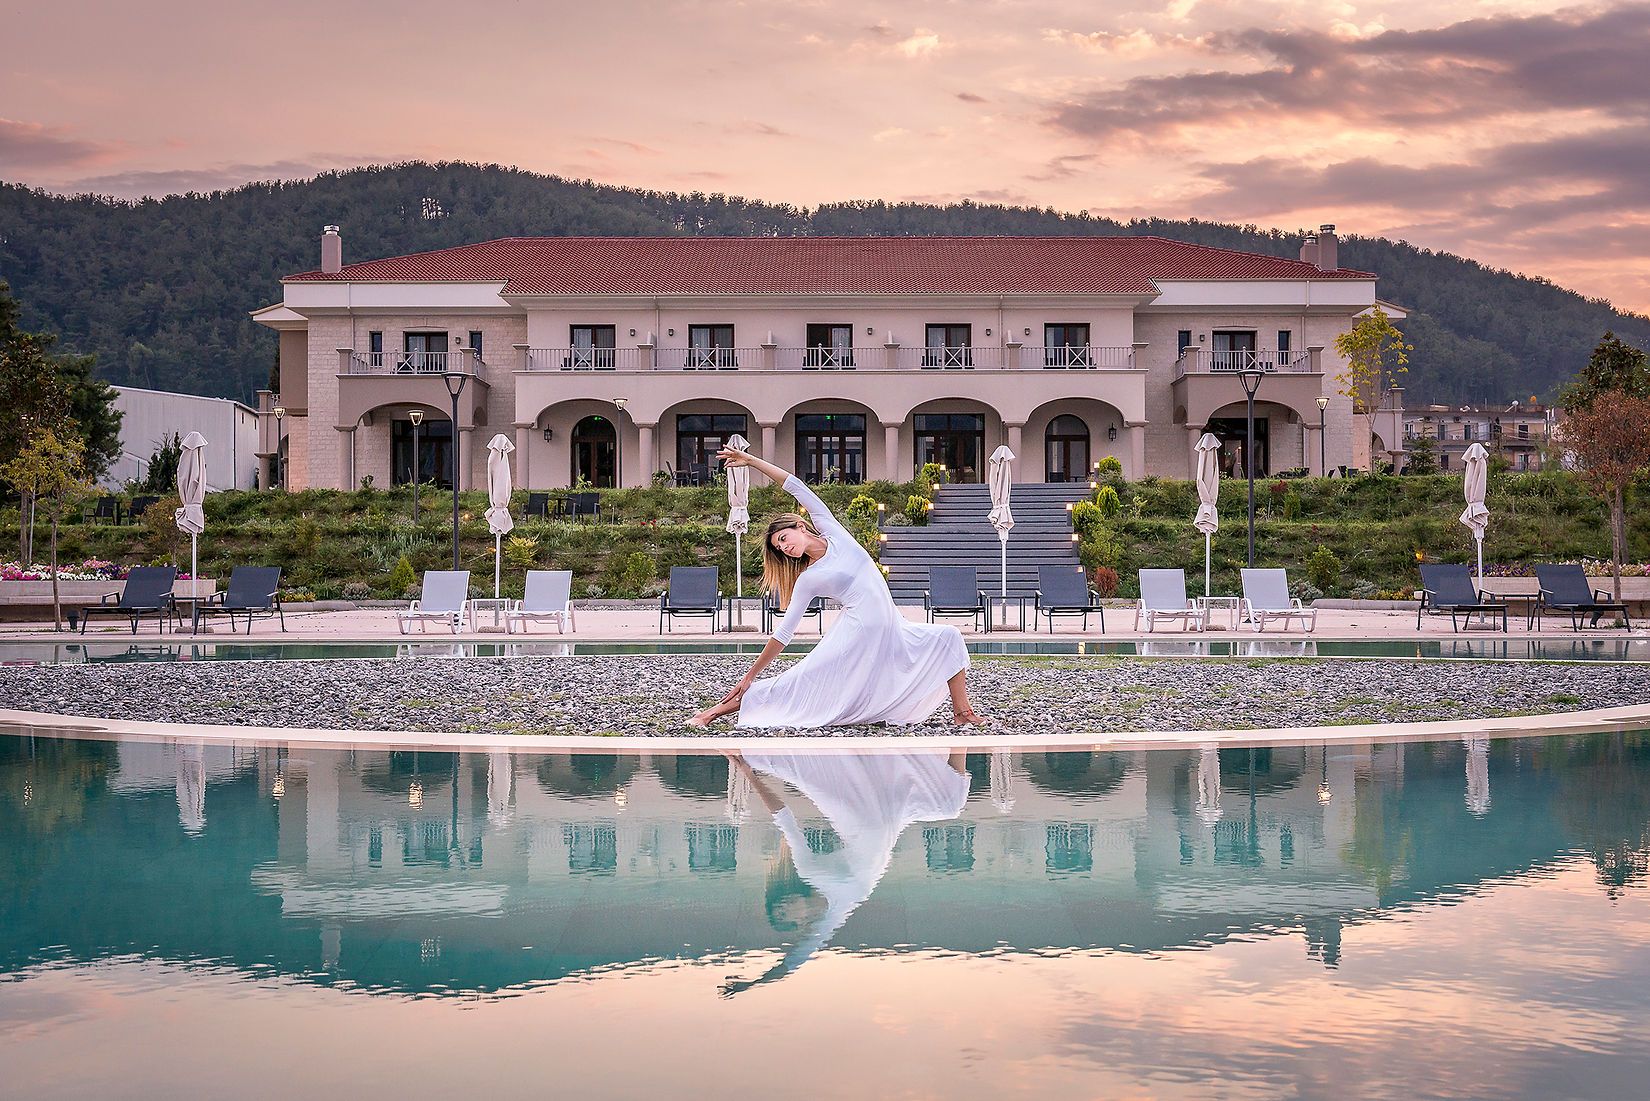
[252,226,1395,491]
[1403,401,1556,471]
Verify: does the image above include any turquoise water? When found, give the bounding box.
[5,731,1650,1098]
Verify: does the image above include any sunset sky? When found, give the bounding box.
[4,1,1648,312]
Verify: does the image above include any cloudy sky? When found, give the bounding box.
[5,1,1648,311]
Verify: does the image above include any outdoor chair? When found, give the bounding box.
[925,566,987,632]
[84,496,121,524]
[1415,564,1507,633]
[506,570,576,634]
[195,566,285,634]
[660,566,721,632]
[1241,568,1319,633]
[570,491,602,522]
[524,492,551,521]
[397,570,471,634]
[1134,568,1205,632]
[1532,564,1631,632]
[1034,565,1105,632]
[79,566,177,635]
[127,495,160,523]
[762,589,826,635]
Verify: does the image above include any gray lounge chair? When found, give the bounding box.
[1134,568,1205,632]
[79,566,177,634]
[1034,565,1105,632]
[762,589,826,635]
[506,570,576,634]
[1241,568,1318,633]
[660,566,721,632]
[1416,564,1507,633]
[1533,564,1631,631]
[398,570,471,634]
[925,566,986,632]
[196,566,286,633]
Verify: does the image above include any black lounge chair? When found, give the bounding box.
[127,495,160,522]
[524,492,551,521]
[1035,565,1106,632]
[196,566,286,634]
[84,496,121,524]
[1417,564,1508,632]
[1533,564,1632,631]
[762,590,826,635]
[924,565,986,632]
[660,566,721,632]
[79,566,177,634]
[570,491,602,522]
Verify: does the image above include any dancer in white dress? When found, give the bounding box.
[688,449,980,728]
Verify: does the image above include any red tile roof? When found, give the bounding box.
[284,236,1374,293]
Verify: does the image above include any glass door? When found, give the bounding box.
[914,413,985,482]
[805,324,854,369]
[570,325,617,370]
[924,324,972,368]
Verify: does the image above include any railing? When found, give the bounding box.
[891,345,1006,370]
[526,346,647,371]
[1174,349,1312,378]
[664,347,757,371]
[1034,345,1135,369]
[346,350,485,379]
[789,346,857,370]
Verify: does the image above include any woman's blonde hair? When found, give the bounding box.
[762,511,819,608]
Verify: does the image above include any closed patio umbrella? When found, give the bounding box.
[1460,442,1490,581]
[988,445,1015,624]
[174,432,208,600]
[1194,433,1221,598]
[726,433,751,617]
[485,434,516,598]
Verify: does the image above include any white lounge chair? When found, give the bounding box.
[397,570,471,634]
[506,570,575,634]
[1134,568,1205,632]
[1240,568,1317,633]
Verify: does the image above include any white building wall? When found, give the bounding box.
[109,386,260,490]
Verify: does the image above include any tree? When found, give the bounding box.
[1563,331,1650,410]
[0,430,91,630]
[1404,433,1439,475]
[1335,307,1412,469]
[1559,391,1650,599]
[54,351,122,480]
[0,312,74,564]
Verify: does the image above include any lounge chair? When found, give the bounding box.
[84,496,121,524]
[397,570,471,634]
[925,565,987,632]
[1134,568,1205,632]
[762,589,826,635]
[127,495,160,523]
[506,570,576,634]
[570,491,602,522]
[1034,565,1105,632]
[1416,564,1507,633]
[1532,564,1631,631]
[195,566,285,634]
[660,566,721,632]
[524,492,552,521]
[79,566,177,634]
[1241,568,1319,633]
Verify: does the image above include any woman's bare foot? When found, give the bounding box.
[953,707,985,725]
[689,696,742,727]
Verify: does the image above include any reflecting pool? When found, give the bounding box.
[6,732,1650,1098]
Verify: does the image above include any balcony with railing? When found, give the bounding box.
[518,343,1136,372]
[527,346,648,371]
[1174,348,1313,379]
[666,346,757,371]
[344,349,487,381]
[1034,345,1135,369]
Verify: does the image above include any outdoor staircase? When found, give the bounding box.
[881,482,1091,604]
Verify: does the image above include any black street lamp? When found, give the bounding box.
[1315,394,1329,476]
[613,396,629,488]
[442,371,469,570]
[272,405,286,491]
[408,408,423,522]
[1238,368,1264,567]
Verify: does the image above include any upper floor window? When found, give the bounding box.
[805,323,854,368]
[1178,330,1193,356]
[467,330,484,360]
[1044,323,1092,367]
[687,325,737,369]
[1211,330,1257,371]
[368,330,384,368]
[569,325,616,370]
[1277,330,1292,356]
[924,324,972,368]
[401,331,447,373]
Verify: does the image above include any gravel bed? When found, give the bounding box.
[2,654,1647,737]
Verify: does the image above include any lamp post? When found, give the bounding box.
[442,372,469,569]
[408,408,424,521]
[1238,368,1264,567]
[272,405,286,491]
[1315,395,1329,476]
[613,396,629,488]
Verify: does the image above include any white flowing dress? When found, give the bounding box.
[735,476,970,728]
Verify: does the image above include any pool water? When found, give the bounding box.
[5,731,1650,1098]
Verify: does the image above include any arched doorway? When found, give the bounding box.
[1044,415,1090,483]
[571,415,617,487]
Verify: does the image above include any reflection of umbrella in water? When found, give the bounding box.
[487,753,514,825]
[175,741,206,835]
[1194,744,1223,826]
[1465,736,1491,816]
[989,749,1016,814]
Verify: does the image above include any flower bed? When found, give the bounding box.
[0,559,126,582]
[1482,561,1650,578]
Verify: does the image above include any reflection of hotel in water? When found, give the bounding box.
[17,735,1572,993]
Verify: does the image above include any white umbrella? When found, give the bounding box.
[988,445,1015,623]
[1193,433,1221,598]
[1195,744,1223,826]
[485,434,516,599]
[1460,442,1490,581]
[174,432,208,600]
[725,433,751,613]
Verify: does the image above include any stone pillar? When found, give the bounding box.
[1006,423,1024,462]
[638,423,655,482]
[1126,421,1148,480]
[1187,427,1204,479]
[1303,423,1323,476]
[514,423,532,488]
[760,424,779,485]
[458,426,477,492]
[884,422,903,482]
[336,426,355,491]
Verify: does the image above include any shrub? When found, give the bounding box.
[340,581,372,601]
[846,494,879,525]
[620,551,657,593]
[1092,484,1122,518]
[1292,580,1325,604]
[1349,579,1379,600]
[651,469,671,488]
[1091,566,1119,597]
[1070,500,1105,538]
[359,475,375,491]
[1306,544,1342,592]
[386,555,416,596]
[885,513,911,527]
[584,582,607,598]
[289,516,320,559]
[907,495,931,524]
[504,535,539,569]
[1079,530,1124,573]
[1282,491,1302,521]
[1095,456,1124,477]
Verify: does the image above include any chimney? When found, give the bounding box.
[1299,233,1319,267]
[321,225,342,274]
[1315,223,1338,271]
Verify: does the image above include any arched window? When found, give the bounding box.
[571,415,617,488]
[1044,415,1090,482]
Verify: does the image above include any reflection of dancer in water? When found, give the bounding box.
[689,449,980,728]
[723,749,971,995]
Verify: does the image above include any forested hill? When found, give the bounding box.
[2,161,1645,405]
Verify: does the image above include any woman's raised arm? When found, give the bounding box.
[718,447,790,486]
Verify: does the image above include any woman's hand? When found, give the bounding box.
[716,447,752,468]
[717,680,749,707]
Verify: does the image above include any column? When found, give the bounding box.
[1126,421,1147,480]
[335,426,355,491]
[1006,422,1024,461]
[458,426,477,492]
[638,423,655,483]
[1303,423,1323,476]
[514,424,532,488]
[1187,426,1203,479]
[884,422,903,482]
